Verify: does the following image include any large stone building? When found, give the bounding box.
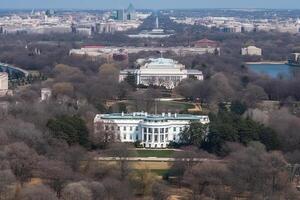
[94,112,209,148]
[0,72,8,96]
[119,58,203,89]
[241,46,262,56]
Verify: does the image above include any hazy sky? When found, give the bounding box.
[0,0,298,9]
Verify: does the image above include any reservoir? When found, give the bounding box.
[247,63,300,79]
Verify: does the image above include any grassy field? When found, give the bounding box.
[135,149,175,158]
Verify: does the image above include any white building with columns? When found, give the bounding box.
[0,72,8,97]
[94,112,209,148]
[241,46,262,56]
[119,58,203,89]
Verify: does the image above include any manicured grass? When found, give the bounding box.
[150,169,169,176]
[135,169,169,176]
[135,150,175,158]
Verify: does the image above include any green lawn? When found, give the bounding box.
[135,150,175,158]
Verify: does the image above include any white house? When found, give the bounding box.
[119,58,203,89]
[241,46,262,56]
[94,112,209,148]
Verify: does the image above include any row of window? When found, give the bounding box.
[104,125,186,133]
[118,133,177,142]
[143,134,169,142]
[143,126,184,134]
[120,133,139,141]
[105,125,139,132]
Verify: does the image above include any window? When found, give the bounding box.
[148,134,152,141]
[111,126,115,131]
[160,128,164,133]
[161,135,164,142]
[144,134,147,142]
[136,127,139,131]
[165,134,168,141]
[154,135,158,142]
[130,134,133,140]
[166,128,169,133]
[154,128,158,133]
[136,134,139,140]
[173,134,176,140]
[123,134,127,140]
[123,126,126,131]
[117,133,120,140]
[117,126,120,131]
[144,127,147,133]
[179,127,183,132]
[130,127,133,131]
[173,127,176,132]
[148,128,153,133]
[105,125,109,131]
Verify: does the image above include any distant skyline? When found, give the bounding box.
[0,0,299,10]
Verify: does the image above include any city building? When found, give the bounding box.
[0,72,8,96]
[116,4,136,21]
[41,88,52,101]
[241,46,262,56]
[94,112,210,148]
[128,16,175,38]
[69,45,128,62]
[288,53,300,66]
[119,58,203,89]
[70,45,221,59]
[194,38,219,48]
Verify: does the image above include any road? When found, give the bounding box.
[94,156,225,163]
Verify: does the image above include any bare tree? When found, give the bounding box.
[61,182,92,200]
[4,142,39,185]
[0,170,16,200]
[18,184,58,200]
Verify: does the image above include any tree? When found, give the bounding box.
[4,142,39,185]
[0,170,16,200]
[18,184,58,200]
[179,122,207,147]
[92,121,119,149]
[61,182,92,200]
[124,72,136,88]
[184,162,230,200]
[227,142,298,199]
[47,115,90,148]
[230,100,247,115]
[130,168,158,196]
[169,151,198,186]
[107,143,134,180]
[36,159,74,198]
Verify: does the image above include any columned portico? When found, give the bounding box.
[94,112,210,149]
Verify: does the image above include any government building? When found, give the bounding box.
[0,72,8,97]
[94,112,209,148]
[119,58,203,89]
[241,46,262,56]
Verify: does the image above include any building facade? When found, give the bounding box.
[241,46,262,56]
[0,72,8,96]
[119,58,203,89]
[94,112,209,148]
